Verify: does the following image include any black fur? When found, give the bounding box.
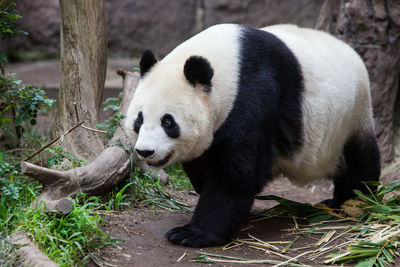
[140,50,157,77]
[167,25,305,247]
[322,132,381,208]
[135,149,154,158]
[183,56,214,91]
[134,111,143,134]
[161,113,180,139]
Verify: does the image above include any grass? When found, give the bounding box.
[164,163,193,191]
[20,193,116,266]
[127,161,193,213]
[0,91,196,265]
[0,144,119,266]
[0,139,194,266]
[191,181,400,266]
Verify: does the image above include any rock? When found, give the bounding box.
[316,0,400,165]
[203,0,324,28]
[9,0,323,59]
[104,0,197,57]
[10,0,60,59]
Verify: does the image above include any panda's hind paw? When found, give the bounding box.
[165,224,227,248]
[321,198,343,209]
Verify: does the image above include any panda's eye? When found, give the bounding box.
[161,113,180,139]
[161,117,173,128]
[134,111,143,133]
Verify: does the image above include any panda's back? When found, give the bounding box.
[164,24,373,184]
[262,25,373,183]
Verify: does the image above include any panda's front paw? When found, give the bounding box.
[165,224,227,248]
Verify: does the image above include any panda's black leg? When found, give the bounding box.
[322,132,380,208]
[166,140,270,247]
[165,180,256,247]
[182,155,209,194]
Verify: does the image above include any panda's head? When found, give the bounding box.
[125,50,215,169]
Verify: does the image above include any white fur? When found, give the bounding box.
[263,25,374,184]
[125,24,241,168]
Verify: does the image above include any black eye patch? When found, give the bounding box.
[134,111,143,134]
[161,113,180,139]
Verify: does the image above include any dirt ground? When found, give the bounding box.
[87,179,344,267]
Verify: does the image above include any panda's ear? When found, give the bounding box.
[140,50,158,77]
[184,56,214,90]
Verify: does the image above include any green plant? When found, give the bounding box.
[327,181,400,266]
[96,92,125,140]
[102,92,122,112]
[0,73,54,125]
[164,163,193,191]
[252,180,400,267]
[0,0,53,145]
[0,150,41,233]
[0,73,55,146]
[1,141,116,266]
[45,145,86,168]
[0,0,27,73]
[20,193,116,266]
[129,164,192,213]
[96,111,125,139]
[19,125,49,150]
[0,234,21,266]
[0,0,27,40]
[105,182,134,211]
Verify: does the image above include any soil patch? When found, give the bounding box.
[87,179,350,267]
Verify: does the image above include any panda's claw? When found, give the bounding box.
[165,226,193,245]
[165,224,227,248]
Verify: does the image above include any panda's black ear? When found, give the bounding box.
[184,56,214,90]
[140,50,158,77]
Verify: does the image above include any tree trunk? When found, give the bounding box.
[316,0,400,165]
[54,0,107,161]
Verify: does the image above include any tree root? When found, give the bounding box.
[11,232,58,267]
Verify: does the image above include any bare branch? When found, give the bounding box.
[23,121,84,162]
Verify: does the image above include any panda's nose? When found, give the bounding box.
[135,149,155,158]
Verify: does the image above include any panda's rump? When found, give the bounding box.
[265,25,374,184]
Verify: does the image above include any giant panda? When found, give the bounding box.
[125,24,381,248]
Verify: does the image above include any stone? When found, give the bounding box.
[316,0,400,165]
[10,0,61,59]
[8,0,323,59]
[203,0,324,29]
[104,0,197,57]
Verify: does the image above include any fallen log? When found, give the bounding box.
[21,70,168,214]
[11,232,58,267]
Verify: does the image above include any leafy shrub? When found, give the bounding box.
[0,0,27,40]
[0,0,54,145]
[45,145,86,168]
[96,92,125,139]
[0,73,54,128]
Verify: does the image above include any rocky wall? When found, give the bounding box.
[7,0,324,59]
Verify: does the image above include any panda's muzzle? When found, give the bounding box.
[147,152,173,168]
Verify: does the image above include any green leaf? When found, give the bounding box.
[354,257,374,267]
